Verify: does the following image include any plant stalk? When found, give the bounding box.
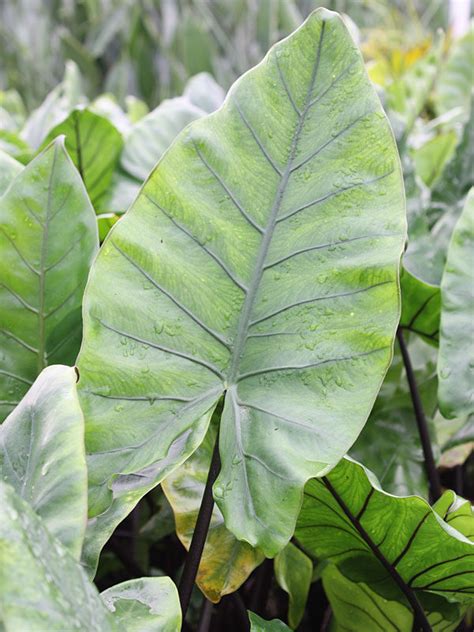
[178,431,221,618]
[397,328,442,502]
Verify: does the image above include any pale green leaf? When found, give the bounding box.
[0,149,22,195]
[101,577,182,632]
[438,189,474,418]
[0,481,116,631]
[77,8,405,558]
[412,131,457,188]
[0,138,98,421]
[0,365,87,558]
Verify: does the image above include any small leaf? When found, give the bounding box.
[42,108,123,209]
[0,137,98,421]
[0,365,87,558]
[274,542,312,628]
[101,577,182,632]
[438,189,474,418]
[249,611,292,631]
[433,490,474,543]
[400,267,440,345]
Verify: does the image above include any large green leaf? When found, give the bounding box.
[162,416,263,602]
[43,108,123,210]
[77,8,406,557]
[274,542,312,629]
[0,481,181,631]
[101,577,182,631]
[295,458,474,624]
[438,189,474,418]
[0,138,98,421]
[322,564,462,632]
[0,365,87,558]
[0,481,116,631]
[0,149,22,195]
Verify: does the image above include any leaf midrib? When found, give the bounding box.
[226,22,326,384]
[37,144,58,373]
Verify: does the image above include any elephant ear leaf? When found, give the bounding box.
[0,137,98,421]
[101,577,182,632]
[0,149,22,195]
[295,458,474,626]
[438,189,474,419]
[77,7,405,558]
[0,481,116,631]
[0,365,87,559]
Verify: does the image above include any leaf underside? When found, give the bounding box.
[77,8,405,557]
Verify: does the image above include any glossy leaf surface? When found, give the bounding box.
[0,138,98,421]
[43,108,123,209]
[101,577,182,631]
[162,418,263,602]
[0,365,87,558]
[438,189,474,418]
[296,458,474,617]
[322,564,462,632]
[77,8,405,557]
[0,481,116,631]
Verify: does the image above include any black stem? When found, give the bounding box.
[178,431,221,618]
[197,598,214,632]
[397,328,442,503]
[322,478,432,632]
[248,558,273,616]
